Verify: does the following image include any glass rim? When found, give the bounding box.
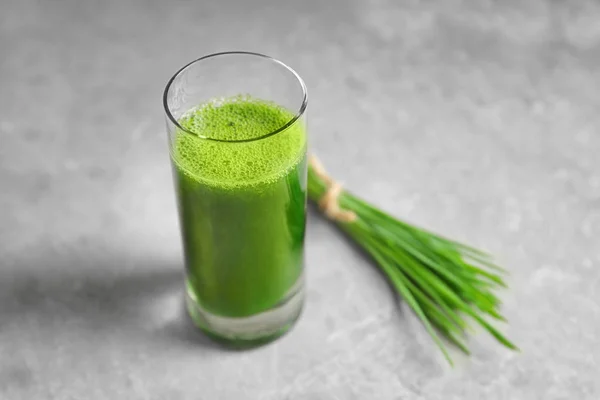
[162,51,308,143]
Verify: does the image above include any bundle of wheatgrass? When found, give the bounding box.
[307,155,518,365]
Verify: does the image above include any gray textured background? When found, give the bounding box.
[1,0,599,399]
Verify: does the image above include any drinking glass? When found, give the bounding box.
[163,52,308,346]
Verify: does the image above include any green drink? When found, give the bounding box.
[164,52,308,345]
[172,96,306,340]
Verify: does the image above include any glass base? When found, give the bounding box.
[185,278,304,348]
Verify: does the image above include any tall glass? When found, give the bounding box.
[163,52,308,346]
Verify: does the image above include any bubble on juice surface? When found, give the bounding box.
[173,95,306,189]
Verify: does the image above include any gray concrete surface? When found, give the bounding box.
[1,0,599,398]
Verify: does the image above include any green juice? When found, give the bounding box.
[171,95,307,341]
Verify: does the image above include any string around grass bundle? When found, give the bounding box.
[307,154,518,365]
